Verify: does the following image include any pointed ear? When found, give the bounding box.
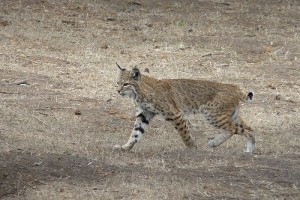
[131,67,141,81]
[116,62,125,71]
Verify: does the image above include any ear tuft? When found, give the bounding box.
[131,67,141,80]
[116,62,125,71]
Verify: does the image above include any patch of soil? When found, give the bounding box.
[0,0,299,199]
[0,150,117,198]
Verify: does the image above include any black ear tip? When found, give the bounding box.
[132,66,140,73]
[131,66,141,80]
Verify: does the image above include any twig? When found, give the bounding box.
[0,91,21,95]
[128,1,142,6]
[14,80,29,85]
[201,53,212,57]
[32,116,49,126]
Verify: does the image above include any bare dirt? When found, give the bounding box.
[0,0,299,199]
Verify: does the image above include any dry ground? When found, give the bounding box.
[0,0,299,199]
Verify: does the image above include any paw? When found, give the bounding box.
[245,146,256,153]
[245,142,256,153]
[185,138,197,149]
[207,137,217,148]
[113,145,125,152]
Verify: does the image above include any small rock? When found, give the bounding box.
[275,95,281,100]
[105,17,115,21]
[57,188,64,193]
[220,2,230,6]
[134,26,141,31]
[146,23,153,27]
[285,99,295,103]
[128,1,142,6]
[0,20,10,27]
[0,79,9,83]
[61,20,76,26]
[34,161,42,166]
[267,84,276,90]
[75,109,81,115]
[101,44,108,49]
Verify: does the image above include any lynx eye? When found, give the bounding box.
[123,83,130,86]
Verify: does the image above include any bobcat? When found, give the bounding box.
[114,63,255,153]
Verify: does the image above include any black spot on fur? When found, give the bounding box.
[217,120,229,129]
[137,113,149,124]
[213,115,228,125]
[173,115,181,121]
[234,129,239,134]
[134,127,145,134]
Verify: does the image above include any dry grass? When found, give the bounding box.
[0,0,299,199]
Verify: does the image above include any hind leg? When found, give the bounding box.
[206,108,255,153]
[205,109,234,148]
[208,128,255,153]
[232,115,256,153]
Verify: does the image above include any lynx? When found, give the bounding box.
[114,63,255,153]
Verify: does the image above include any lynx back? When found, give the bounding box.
[114,64,255,153]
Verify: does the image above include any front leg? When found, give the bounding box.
[114,111,155,151]
[166,112,196,148]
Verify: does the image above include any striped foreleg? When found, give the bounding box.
[114,111,155,151]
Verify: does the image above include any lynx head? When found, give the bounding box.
[116,63,141,100]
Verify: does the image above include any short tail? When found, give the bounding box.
[240,91,254,102]
[246,92,254,101]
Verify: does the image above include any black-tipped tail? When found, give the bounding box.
[247,92,254,101]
